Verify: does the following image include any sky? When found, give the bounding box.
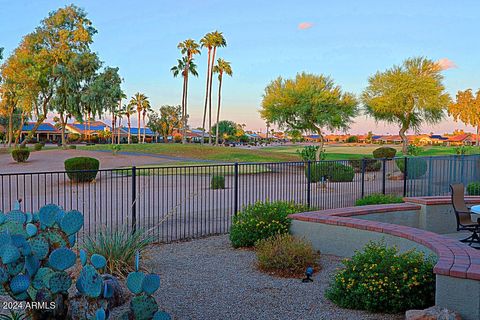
[1,0,480,134]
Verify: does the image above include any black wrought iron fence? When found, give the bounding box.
[1,154,479,243]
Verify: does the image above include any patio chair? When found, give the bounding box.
[450,183,480,247]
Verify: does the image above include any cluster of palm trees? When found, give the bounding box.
[171,31,233,145]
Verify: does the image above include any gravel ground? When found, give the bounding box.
[140,235,403,320]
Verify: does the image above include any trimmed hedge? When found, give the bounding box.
[355,193,404,206]
[396,157,427,179]
[11,148,30,163]
[373,147,397,159]
[64,157,100,182]
[33,143,43,151]
[306,162,355,183]
[467,182,480,196]
[210,175,225,189]
[349,158,381,173]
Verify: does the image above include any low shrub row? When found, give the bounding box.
[306,162,355,183]
[355,193,404,206]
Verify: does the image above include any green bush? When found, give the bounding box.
[355,193,404,206]
[11,148,30,163]
[229,201,309,248]
[296,145,324,161]
[306,162,355,183]
[349,158,381,172]
[396,157,427,179]
[67,133,81,143]
[326,241,436,313]
[372,147,397,159]
[64,157,100,182]
[467,182,480,196]
[346,136,358,143]
[256,234,320,277]
[210,175,226,189]
[68,145,77,149]
[33,143,43,151]
[83,227,153,278]
[407,144,423,156]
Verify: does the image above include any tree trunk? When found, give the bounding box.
[314,128,324,161]
[183,73,189,144]
[117,116,122,144]
[20,97,50,148]
[208,47,217,145]
[14,112,26,147]
[127,116,131,144]
[399,126,408,154]
[202,48,212,145]
[137,110,141,143]
[7,111,13,147]
[111,114,116,145]
[215,75,223,145]
[477,125,479,147]
[180,72,187,144]
[142,113,146,143]
[59,113,67,148]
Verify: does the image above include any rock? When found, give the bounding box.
[102,274,130,308]
[406,306,462,320]
[67,294,109,320]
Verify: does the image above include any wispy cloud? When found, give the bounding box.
[298,22,314,30]
[436,58,457,70]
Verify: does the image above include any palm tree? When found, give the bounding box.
[129,93,150,143]
[171,45,199,144]
[212,58,233,145]
[200,32,216,144]
[124,102,136,144]
[141,103,152,143]
[204,31,226,144]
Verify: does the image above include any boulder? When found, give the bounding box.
[405,306,461,320]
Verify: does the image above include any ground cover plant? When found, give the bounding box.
[255,234,319,277]
[467,182,480,195]
[229,200,309,248]
[395,157,428,179]
[355,193,404,206]
[326,241,436,313]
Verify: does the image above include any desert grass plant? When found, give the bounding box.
[0,311,27,320]
[83,227,154,278]
[255,234,320,277]
[326,241,436,313]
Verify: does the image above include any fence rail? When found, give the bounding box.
[1,154,479,243]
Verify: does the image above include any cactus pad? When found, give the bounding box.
[38,204,61,228]
[130,294,159,320]
[0,221,27,237]
[1,244,20,264]
[153,311,172,320]
[48,271,72,293]
[68,234,76,247]
[142,274,160,295]
[91,254,107,270]
[6,258,25,276]
[126,271,145,294]
[48,247,76,271]
[60,210,84,235]
[0,267,8,284]
[26,223,38,237]
[6,210,26,224]
[29,236,49,260]
[32,267,54,290]
[95,308,106,320]
[43,230,67,248]
[10,274,30,294]
[0,213,6,225]
[77,265,103,298]
[79,249,87,266]
[25,254,40,276]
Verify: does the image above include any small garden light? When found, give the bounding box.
[302,266,314,283]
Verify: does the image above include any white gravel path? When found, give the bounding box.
[145,235,404,320]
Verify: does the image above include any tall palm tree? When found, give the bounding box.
[200,32,216,145]
[212,58,233,145]
[205,31,226,145]
[141,103,152,143]
[124,101,136,144]
[129,93,150,143]
[171,46,199,144]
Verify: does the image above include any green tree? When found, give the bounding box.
[128,92,150,143]
[449,89,480,146]
[362,57,450,153]
[261,72,358,160]
[141,102,152,143]
[212,58,233,145]
[147,105,182,143]
[211,120,238,144]
[174,39,200,144]
[123,102,135,144]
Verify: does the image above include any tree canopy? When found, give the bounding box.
[362,57,450,153]
[148,105,182,143]
[449,89,480,146]
[260,72,358,160]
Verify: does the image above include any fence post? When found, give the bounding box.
[234,163,239,215]
[361,158,366,198]
[382,158,386,194]
[403,157,408,197]
[131,166,137,233]
[307,160,311,208]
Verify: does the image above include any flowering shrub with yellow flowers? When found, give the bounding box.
[326,241,436,313]
[229,201,309,248]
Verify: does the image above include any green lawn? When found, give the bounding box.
[81,143,299,162]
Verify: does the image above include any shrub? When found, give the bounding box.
[68,145,77,149]
[173,133,182,143]
[306,162,355,183]
[229,201,309,248]
[67,133,81,143]
[349,158,381,172]
[396,157,427,179]
[83,227,153,278]
[455,145,472,155]
[372,147,397,159]
[33,143,43,151]
[407,144,423,156]
[11,148,30,163]
[326,241,436,313]
[467,182,480,196]
[255,234,320,277]
[346,136,358,143]
[111,144,121,155]
[64,157,100,182]
[210,175,225,189]
[296,145,324,161]
[355,193,404,206]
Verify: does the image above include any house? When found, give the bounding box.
[20,122,62,143]
[445,134,473,146]
[66,121,111,136]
